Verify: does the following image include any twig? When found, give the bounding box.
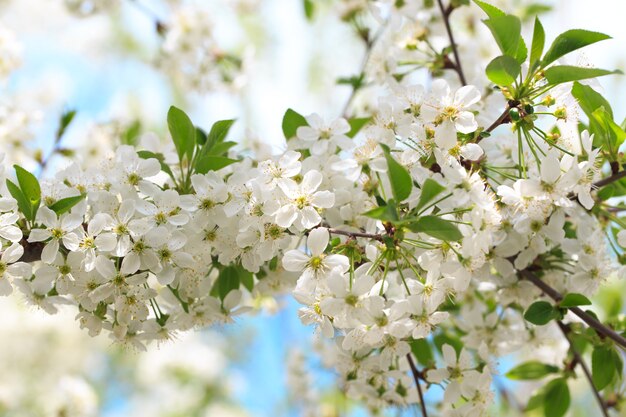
[519,269,626,350]
[436,0,466,86]
[557,321,610,417]
[327,228,384,242]
[341,22,387,118]
[592,169,626,189]
[406,353,429,417]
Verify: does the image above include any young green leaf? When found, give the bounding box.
[529,17,545,68]
[137,150,175,180]
[486,55,521,86]
[415,178,446,212]
[207,141,237,156]
[6,179,32,221]
[195,156,239,174]
[55,109,77,142]
[14,165,41,220]
[303,0,314,20]
[544,66,621,85]
[206,119,236,150]
[216,265,240,300]
[592,346,616,390]
[409,338,434,367]
[591,107,626,157]
[483,15,522,58]
[282,108,308,140]
[473,0,505,18]
[571,81,613,119]
[542,29,611,67]
[167,106,196,162]
[559,293,592,308]
[380,144,412,202]
[505,361,560,380]
[524,301,558,325]
[406,216,463,241]
[347,117,371,138]
[363,204,399,222]
[48,194,85,216]
[543,378,570,417]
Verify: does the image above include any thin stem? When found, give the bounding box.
[483,106,511,135]
[436,0,466,86]
[327,228,384,241]
[557,321,610,417]
[519,269,626,350]
[406,353,429,417]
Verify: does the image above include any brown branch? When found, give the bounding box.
[406,353,429,417]
[436,0,466,86]
[593,169,626,189]
[327,228,384,242]
[557,321,610,417]
[519,269,626,350]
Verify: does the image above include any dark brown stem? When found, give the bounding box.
[557,321,610,417]
[436,0,466,86]
[519,269,626,350]
[327,228,384,242]
[593,169,626,189]
[406,353,429,417]
[485,106,511,133]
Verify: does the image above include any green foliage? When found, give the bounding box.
[523,301,560,325]
[48,195,85,216]
[409,338,434,367]
[505,361,559,380]
[205,119,236,150]
[167,106,195,163]
[486,55,520,86]
[415,178,446,212]
[543,378,570,417]
[542,29,611,67]
[195,119,238,174]
[559,293,591,308]
[529,17,545,69]
[380,144,412,202]
[347,117,371,138]
[137,150,175,180]
[405,216,463,241]
[544,66,621,86]
[282,108,308,140]
[195,156,239,174]
[483,15,525,62]
[55,109,77,142]
[592,345,622,390]
[303,0,314,20]
[8,165,42,222]
[363,203,399,222]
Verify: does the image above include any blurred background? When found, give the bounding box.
[0,0,624,416]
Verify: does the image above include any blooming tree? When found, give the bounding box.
[1,0,626,416]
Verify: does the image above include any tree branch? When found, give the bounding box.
[592,169,626,189]
[557,321,610,417]
[519,269,626,350]
[327,228,384,241]
[436,0,466,86]
[406,353,429,417]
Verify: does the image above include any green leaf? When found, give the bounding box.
[282,108,308,140]
[363,204,399,222]
[543,378,570,417]
[525,389,545,411]
[592,346,616,390]
[524,301,558,325]
[544,66,621,85]
[530,17,545,68]
[137,150,175,180]
[380,144,412,202]
[571,81,613,119]
[195,156,239,174]
[303,0,314,20]
[486,55,521,86]
[14,165,41,221]
[483,15,522,58]
[406,216,463,241]
[121,120,141,146]
[415,179,446,212]
[591,106,626,157]
[6,179,31,221]
[473,0,505,18]
[48,195,85,216]
[409,338,434,367]
[542,29,611,67]
[207,141,237,157]
[559,293,592,308]
[167,106,195,162]
[239,268,254,292]
[206,119,236,150]
[216,265,240,300]
[347,117,371,138]
[55,109,77,142]
[506,361,560,380]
